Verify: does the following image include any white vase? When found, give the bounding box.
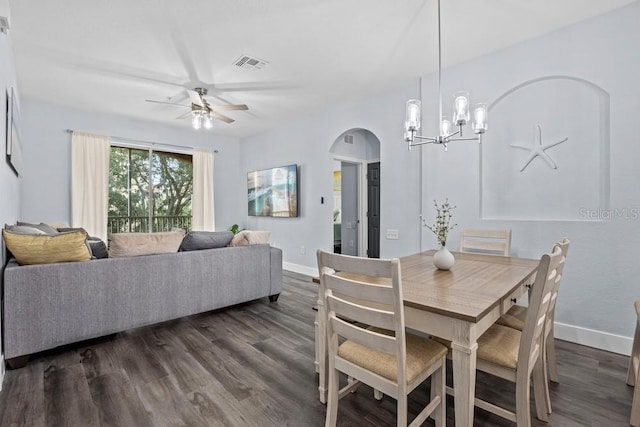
[433,245,455,270]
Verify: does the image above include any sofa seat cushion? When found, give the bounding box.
[2,229,92,265]
[180,231,233,251]
[108,230,185,257]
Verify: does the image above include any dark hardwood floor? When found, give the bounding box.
[0,271,634,426]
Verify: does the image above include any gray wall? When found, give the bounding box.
[240,80,422,268]
[0,32,20,245]
[19,102,244,232]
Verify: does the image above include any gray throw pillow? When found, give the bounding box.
[5,224,48,235]
[16,221,60,235]
[180,231,234,251]
[87,237,109,259]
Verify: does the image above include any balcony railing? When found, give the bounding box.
[107,215,192,234]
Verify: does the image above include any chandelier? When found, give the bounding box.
[404,0,488,150]
[192,110,214,130]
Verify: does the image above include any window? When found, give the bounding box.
[108,146,193,234]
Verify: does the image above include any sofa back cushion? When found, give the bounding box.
[109,230,185,257]
[230,230,271,247]
[2,229,92,265]
[180,231,233,251]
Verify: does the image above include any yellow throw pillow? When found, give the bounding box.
[2,229,91,265]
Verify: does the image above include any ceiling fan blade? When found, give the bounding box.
[176,111,192,120]
[209,111,234,124]
[209,104,249,111]
[187,89,204,107]
[145,99,190,108]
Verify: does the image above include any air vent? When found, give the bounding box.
[233,54,268,70]
[344,134,354,144]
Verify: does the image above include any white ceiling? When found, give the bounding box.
[8,0,636,138]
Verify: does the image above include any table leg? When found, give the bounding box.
[451,341,478,427]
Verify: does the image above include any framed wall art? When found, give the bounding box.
[6,87,22,177]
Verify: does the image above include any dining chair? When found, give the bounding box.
[472,244,565,427]
[626,299,640,426]
[317,249,448,427]
[497,238,570,414]
[459,228,512,256]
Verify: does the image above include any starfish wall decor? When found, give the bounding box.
[510,125,568,172]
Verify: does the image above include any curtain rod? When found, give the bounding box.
[64,129,219,153]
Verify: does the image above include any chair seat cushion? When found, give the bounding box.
[477,324,521,369]
[496,304,527,331]
[338,330,447,384]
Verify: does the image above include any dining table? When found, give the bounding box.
[315,249,540,427]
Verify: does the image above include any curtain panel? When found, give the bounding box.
[71,132,110,241]
[192,149,215,231]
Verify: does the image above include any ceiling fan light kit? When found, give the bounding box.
[192,111,214,130]
[146,86,249,130]
[403,0,488,151]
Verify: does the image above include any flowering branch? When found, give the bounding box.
[423,199,457,246]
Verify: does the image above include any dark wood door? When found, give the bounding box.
[367,162,380,258]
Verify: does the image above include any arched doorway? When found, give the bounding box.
[329,128,381,258]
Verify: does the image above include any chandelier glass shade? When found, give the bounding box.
[404,0,488,150]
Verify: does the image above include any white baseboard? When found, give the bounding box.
[554,321,632,356]
[282,263,633,356]
[283,262,317,277]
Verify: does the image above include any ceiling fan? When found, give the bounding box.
[146,87,249,129]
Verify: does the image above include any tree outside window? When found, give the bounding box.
[108,146,193,234]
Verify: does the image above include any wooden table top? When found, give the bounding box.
[323,250,539,324]
[400,250,539,322]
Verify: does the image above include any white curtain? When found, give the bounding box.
[192,149,215,231]
[71,132,110,241]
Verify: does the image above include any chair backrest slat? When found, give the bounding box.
[323,273,394,306]
[327,294,395,332]
[459,229,512,256]
[519,245,564,375]
[330,316,397,355]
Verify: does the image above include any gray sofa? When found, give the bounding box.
[3,243,282,367]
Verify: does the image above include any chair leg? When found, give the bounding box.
[532,359,549,423]
[546,327,559,383]
[373,389,383,400]
[632,371,640,427]
[397,393,408,427]
[628,323,640,386]
[516,370,532,427]
[430,358,446,427]
[542,336,552,415]
[325,362,339,427]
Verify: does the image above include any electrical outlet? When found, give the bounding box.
[386,229,399,240]
[300,245,306,254]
